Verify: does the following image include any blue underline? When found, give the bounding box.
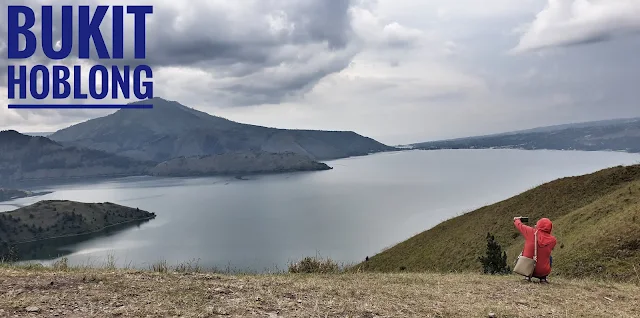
[8,104,153,109]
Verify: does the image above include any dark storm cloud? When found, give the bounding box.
[222,54,354,105]
[1,0,359,106]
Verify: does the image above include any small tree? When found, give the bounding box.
[0,243,19,263]
[478,232,510,274]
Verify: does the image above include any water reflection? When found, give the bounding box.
[8,219,153,262]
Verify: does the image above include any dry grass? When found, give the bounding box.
[0,266,639,318]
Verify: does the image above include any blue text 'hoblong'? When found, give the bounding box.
[7,5,153,101]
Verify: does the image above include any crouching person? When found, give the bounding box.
[513,217,557,283]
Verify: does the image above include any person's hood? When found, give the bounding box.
[536,218,555,246]
[536,218,553,233]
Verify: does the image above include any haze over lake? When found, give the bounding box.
[2,149,639,272]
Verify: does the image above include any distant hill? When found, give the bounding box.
[0,200,156,260]
[150,151,331,177]
[49,97,395,162]
[0,130,153,186]
[0,188,51,203]
[356,164,640,281]
[413,117,640,153]
[0,200,155,244]
[0,131,337,186]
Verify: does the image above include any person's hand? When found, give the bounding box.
[514,216,521,221]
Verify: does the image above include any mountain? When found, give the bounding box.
[0,130,153,186]
[413,117,640,153]
[150,151,331,177]
[49,97,395,162]
[355,164,640,281]
[0,130,336,186]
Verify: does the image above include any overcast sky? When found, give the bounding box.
[2,0,640,145]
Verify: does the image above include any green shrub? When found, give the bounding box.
[478,233,510,275]
[288,256,340,274]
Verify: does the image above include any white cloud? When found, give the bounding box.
[512,0,640,53]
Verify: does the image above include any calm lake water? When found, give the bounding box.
[2,149,640,272]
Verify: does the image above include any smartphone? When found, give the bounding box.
[520,217,529,223]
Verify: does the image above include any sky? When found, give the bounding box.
[1,0,640,145]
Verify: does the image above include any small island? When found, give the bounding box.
[0,200,156,257]
[149,151,332,177]
[0,188,53,203]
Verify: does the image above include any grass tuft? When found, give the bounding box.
[288,256,341,274]
[52,257,69,271]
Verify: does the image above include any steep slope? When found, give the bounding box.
[49,97,395,162]
[357,164,640,281]
[0,130,153,186]
[413,117,640,153]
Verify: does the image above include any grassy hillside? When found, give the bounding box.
[0,266,638,317]
[357,164,640,281]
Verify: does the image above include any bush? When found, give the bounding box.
[478,232,510,275]
[0,244,18,263]
[52,257,69,271]
[288,256,340,274]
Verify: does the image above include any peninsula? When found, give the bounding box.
[0,200,156,256]
[150,151,332,177]
[0,131,333,186]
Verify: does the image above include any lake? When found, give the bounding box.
[2,149,639,272]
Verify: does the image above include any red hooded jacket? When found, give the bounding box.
[514,218,557,278]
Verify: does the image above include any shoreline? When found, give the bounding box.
[7,216,156,246]
[0,191,53,203]
[414,146,640,154]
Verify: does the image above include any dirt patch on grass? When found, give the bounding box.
[0,268,638,317]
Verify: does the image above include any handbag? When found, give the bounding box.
[513,230,537,277]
